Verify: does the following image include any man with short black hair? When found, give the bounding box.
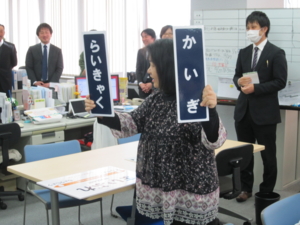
[25,23,63,87]
[0,24,17,97]
[233,11,287,202]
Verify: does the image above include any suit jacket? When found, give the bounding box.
[0,41,17,95]
[136,47,150,84]
[233,41,287,125]
[25,43,63,85]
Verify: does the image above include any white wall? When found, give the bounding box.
[247,0,284,8]
[190,0,247,10]
[191,0,284,11]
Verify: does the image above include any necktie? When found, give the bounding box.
[42,45,48,81]
[252,47,259,71]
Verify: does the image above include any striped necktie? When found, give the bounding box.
[252,47,259,71]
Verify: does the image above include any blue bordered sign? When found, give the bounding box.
[173,26,208,123]
[83,31,114,117]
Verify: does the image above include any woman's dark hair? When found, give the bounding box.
[36,23,53,36]
[160,25,173,38]
[141,28,156,40]
[246,11,270,37]
[147,39,175,95]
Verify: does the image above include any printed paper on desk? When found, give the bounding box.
[24,107,62,124]
[37,166,136,200]
[174,26,208,123]
[243,72,260,84]
[83,31,114,117]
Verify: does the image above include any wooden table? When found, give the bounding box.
[8,140,264,225]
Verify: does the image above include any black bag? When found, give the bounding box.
[127,72,136,83]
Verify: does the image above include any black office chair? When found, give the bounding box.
[216,144,253,225]
[0,123,24,209]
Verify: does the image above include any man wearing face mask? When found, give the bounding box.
[233,11,287,202]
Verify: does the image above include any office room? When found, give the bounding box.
[1,0,300,224]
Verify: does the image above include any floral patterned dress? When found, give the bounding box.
[109,92,227,225]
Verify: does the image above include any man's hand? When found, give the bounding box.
[238,77,252,87]
[143,83,152,93]
[139,83,145,90]
[42,83,50,88]
[241,84,254,94]
[200,85,217,108]
[35,81,45,86]
[139,83,152,93]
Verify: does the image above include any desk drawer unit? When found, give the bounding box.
[31,130,64,145]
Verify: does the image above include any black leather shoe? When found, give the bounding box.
[236,191,252,202]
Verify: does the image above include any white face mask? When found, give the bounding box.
[247,29,262,43]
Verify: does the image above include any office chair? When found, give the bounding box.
[261,193,300,225]
[216,144,254,225]
[23,140,103,225]
[0,123,24,210]
[117,133,141,145]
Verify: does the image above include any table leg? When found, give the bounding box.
[127,189,136,225]
[50,190,60,225]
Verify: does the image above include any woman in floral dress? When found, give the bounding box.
[85,39,227,225]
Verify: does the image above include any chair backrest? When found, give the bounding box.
[118,133,141,145]
[0,123,21,171]
[216,144,253,199]
[216,144,253,177]
[24,140,81,163]
[261,193,300,225]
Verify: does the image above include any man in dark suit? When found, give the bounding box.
[136,28,156,99]
[0,24,17,97]
[25,23,63,87]
[233,11,287,202]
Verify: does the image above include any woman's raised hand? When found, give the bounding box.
[200,85,217,109]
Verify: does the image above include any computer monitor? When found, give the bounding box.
[74,76,89,98]
[74,75,120,102]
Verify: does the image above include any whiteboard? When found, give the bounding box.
[192,9,300,98]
